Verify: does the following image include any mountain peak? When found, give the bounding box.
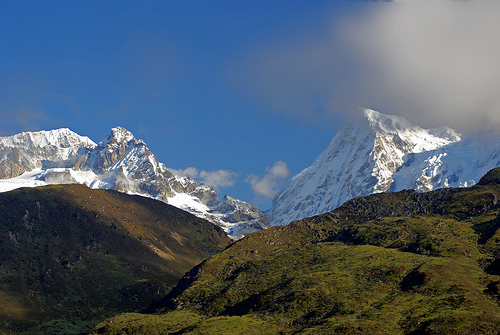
[221,194,235,202]
[363,108,417,133]
[0,128,96,179]
[0,127,269,239]
[268,108,466,226]
[0,128,96,149]
[361,108,461,144]
[99,126,136,146]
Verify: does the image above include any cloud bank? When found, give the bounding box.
[171,167,238,190]
[233,1,500,134]
[246,161,290,199]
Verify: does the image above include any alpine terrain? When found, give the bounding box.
[268,109,500,226]
[85,167,500,334]
[0,184,231,334]
[0,127,269,238]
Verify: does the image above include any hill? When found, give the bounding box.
[86,167,500,334]
[0,184,231,334]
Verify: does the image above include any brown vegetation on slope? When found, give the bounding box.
[0,184,231,334]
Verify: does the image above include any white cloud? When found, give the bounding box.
[199,170,238,189]
[170,167,237,190]
[170,167,199,178]
[246,161,290,199]
[231,1,500,134]
[342,1,500,133]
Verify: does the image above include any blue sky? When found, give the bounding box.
[1,1,499,209]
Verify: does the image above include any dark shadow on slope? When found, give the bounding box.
[400,268,426,292]
[485,259,500,276]
[218,278,296,317]
[143,262,205,314]
[472,215,500,245]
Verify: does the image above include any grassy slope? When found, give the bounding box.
[85,168,500,334]
[0,184,231,334]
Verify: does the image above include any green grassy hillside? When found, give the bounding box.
[0,184,231,334]
[86,167,500,334]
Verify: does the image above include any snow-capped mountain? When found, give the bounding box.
[268,109,500,226]
[0,127,269,239]
[390,135,500,193]
[0,128,96,179]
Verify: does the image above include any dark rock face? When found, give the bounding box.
[40,169,77,184]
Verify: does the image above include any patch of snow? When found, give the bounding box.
[0,169,47,192]
[167,192,210,214]
[70,170,101,188]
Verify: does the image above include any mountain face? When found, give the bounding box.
[0,127,269,238]
[0,184,231,335]
[390,135,500,193]
[268,109,500,226]
[0,128,96,179]
[86,167,500,334]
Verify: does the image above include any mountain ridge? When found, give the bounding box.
[0,128,96,179]
[85,166,500,335]
[0,127,269,239]
[268,108,500,226]
[0,184,231,334]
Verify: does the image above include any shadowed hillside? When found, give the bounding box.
[86,167,500,334]
[0,184,231,334]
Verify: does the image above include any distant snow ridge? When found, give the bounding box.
[268,108,500,226]
[0,128,96,179]
[0,127,269,239]
[390,135,500,193]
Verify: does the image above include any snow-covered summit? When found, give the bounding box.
[267,108,475,227]
[363,109,461,153]
[99,126,137,147]
[0,128,96,149]
[0,126,269,239]
[0,129,96,179]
